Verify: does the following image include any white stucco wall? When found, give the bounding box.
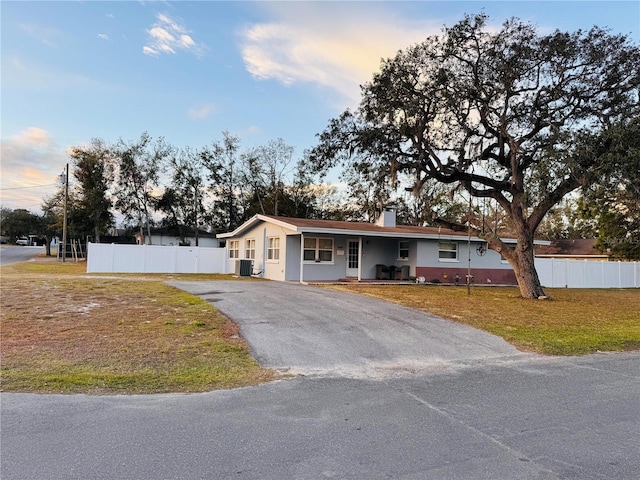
[225,221,296,281]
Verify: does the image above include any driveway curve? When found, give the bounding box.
[168,281,527,377]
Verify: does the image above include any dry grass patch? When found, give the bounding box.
[0,259,274,394]
[326,285,640,355]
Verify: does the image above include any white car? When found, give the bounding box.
[16,238,29,246]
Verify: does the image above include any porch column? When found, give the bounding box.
[299,233,304,283]
[358,237,363,281]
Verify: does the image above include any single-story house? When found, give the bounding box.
[535,238,609,260]
[136,227,219,248]
[217,207,532,284]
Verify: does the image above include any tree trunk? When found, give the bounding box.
[145,211,152,245]
[511,237,546,299]
[45,235,52,256]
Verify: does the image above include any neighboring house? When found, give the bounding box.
[136,227,219,248]
[217,206,530,284]
[535,238,609,260]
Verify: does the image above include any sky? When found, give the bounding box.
[1,0,639,214]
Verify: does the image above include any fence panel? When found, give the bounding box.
[535,258,639,288]
[619,263,638,288]
[87,243,227,274]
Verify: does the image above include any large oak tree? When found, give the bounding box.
[310,14,640,298]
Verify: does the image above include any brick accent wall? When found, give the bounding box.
[415,266,517,285]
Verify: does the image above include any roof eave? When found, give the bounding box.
[216,214,262,239]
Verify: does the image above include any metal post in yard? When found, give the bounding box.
[61,163,69,263]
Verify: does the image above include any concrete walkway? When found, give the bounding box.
[168,280,528,377]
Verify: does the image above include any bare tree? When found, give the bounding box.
[113,132,173,244]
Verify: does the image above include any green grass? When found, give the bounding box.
[326,285,640,355]
[4,357,273,395]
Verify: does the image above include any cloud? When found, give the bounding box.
[143,13,205,57]
[98,33,111,41]
[188,103,216,120]
[239,3,441,105]
[0,128,68,211]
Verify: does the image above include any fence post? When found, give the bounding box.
[618,261,621,288]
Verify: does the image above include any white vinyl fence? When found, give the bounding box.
[535,258,640,288]
[87,243,228,274]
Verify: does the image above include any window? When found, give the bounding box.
[303,237,334,263]
[245,239,255,259]
[438,241,458,261]
[267,237,280,261]
[228,240,239,259]
[398,241,409,260]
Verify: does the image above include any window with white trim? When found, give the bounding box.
[245,239,256,259]
[438,241,458,261]
[267,237,280,261]
[303,237,334,263]
[398,241,409,260]
[228,240,239,259]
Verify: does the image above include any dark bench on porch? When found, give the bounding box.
[376,264,410,280]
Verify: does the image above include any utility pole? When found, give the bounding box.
[194,183,199,247]
[61,163,69,262]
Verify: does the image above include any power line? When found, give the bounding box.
[0,183,57,191]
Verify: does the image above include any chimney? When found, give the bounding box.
[375,205,397,228]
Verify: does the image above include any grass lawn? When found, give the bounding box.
[0,258,275,394]
[2,257,638,394]
[326,284,640,355]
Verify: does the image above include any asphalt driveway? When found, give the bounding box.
[168,281,528,377]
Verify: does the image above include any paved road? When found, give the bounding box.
[2,352,638,480]
[0,245,42,266]
[3,280,638,479]
[168,280,528,377]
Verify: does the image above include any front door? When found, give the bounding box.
[346,239,359,278]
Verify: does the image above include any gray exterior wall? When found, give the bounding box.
[285,235,301,281]
[287,235,423,281]
[288,234,348,282]
[415,238,517,285]
[361,237,413,278]
[415,239,511,269]
[224,219,514,283]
